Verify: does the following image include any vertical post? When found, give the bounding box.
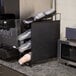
[54,0,56,20]
[52,0,56,10]
[52,0,56,20]
[55,0,56,12]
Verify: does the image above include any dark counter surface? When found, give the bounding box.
[0,59,76,76]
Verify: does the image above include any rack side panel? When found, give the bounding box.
[31,20,60,63]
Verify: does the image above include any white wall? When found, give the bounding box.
[20,0,34,18]
[57,0,76,39]
[33,0,52,14]
[20,0,52,19]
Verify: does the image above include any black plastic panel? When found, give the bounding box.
[31,20,60,63]
[61,44,76,62]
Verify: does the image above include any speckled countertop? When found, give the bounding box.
[0,59,76,76]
